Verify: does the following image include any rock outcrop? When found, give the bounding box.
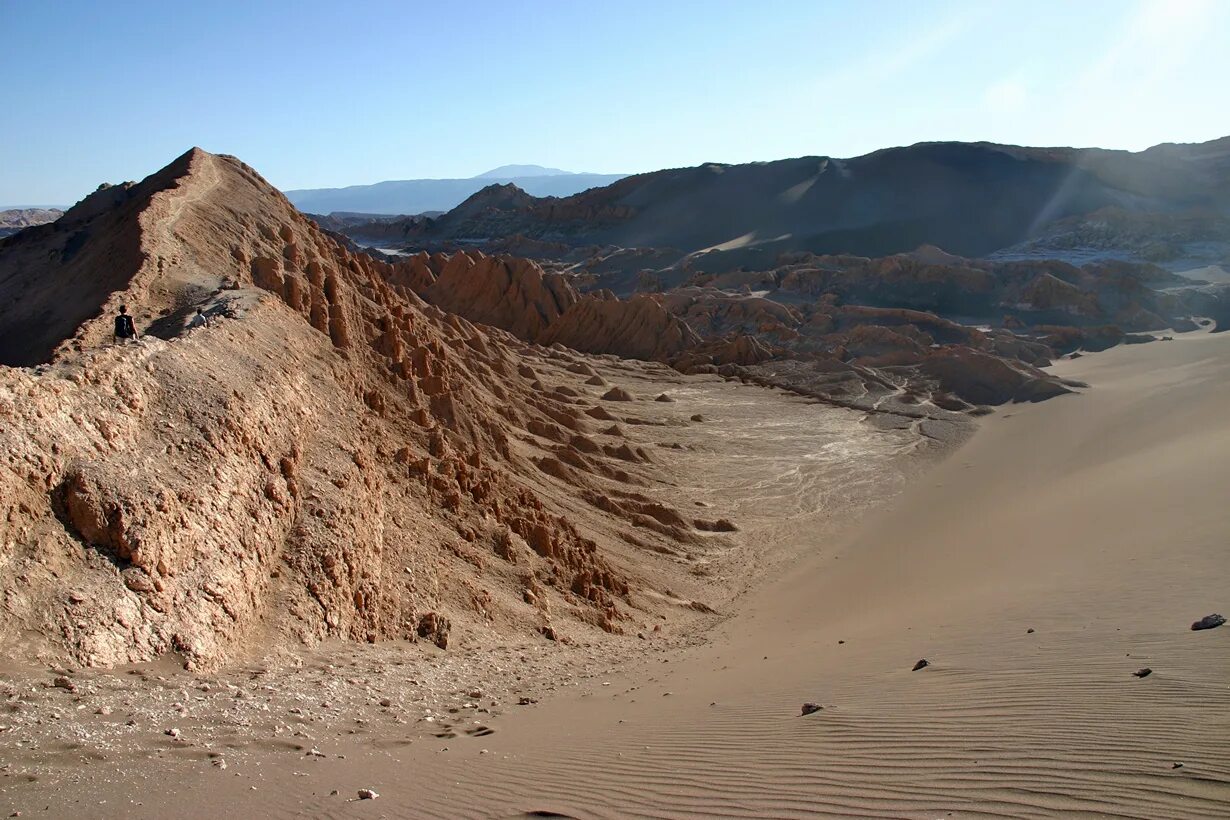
[423,251,579,340]
[540,294,701,361]
[303,247,702,366]
[920,347,1077,405]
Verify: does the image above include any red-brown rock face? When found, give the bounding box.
[540,294,701,361]
[423,252,579,340]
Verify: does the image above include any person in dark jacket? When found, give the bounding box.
[113,305,139,343]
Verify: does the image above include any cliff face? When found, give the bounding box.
[423,252,580,341]
[0,149,711,670]
[319,247,701,365]
[541,293,702,361]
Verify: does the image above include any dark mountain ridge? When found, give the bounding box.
[352,137,1230,261]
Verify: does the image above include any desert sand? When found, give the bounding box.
[3,321,1227,817]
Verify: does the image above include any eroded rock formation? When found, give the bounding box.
[0,149,712,669]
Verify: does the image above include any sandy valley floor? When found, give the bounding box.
[3,331,1228,818]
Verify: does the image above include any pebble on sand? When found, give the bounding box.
[1133,668,1153,678]
[357,789,380,800]
[912,659,930,671]
[801,702,823,716]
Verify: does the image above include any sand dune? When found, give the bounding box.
[329,328,1228,818]
[9,320,1226,818]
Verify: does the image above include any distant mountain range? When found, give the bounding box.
[337,138,1230,266]
[284,165,627,215]
[0,208,63,238]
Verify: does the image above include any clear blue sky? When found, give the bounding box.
[3,0,1228,205]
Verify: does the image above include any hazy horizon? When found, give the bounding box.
[3,0,1229,204]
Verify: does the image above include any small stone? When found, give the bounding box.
[517,696,537,705]
[329,790,339,796]
[1132,668,1153,678]
[912,659,930,671]
[95,706,113,716]
[214,759,228,770]
[468,690,482,698]
[1190,614,1225,631]
[801,702,823,716]
[1026,628,1035,634]
[1172,762,1184,769]
[379,698,392,707]
[165,728,181,738]
[308,748,325,757]
[52,676,76,692]
[357,788,379,800]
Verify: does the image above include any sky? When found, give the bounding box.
[2,0,1229,205]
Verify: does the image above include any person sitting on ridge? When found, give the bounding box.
[188,307,209,330]
[113,304,139,343]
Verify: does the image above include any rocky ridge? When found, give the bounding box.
[0,149,729,670]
